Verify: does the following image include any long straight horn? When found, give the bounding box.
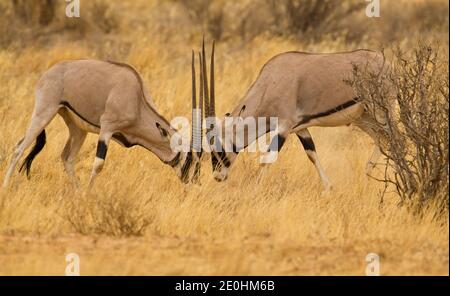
[192,50,196,109]
[202,38,210,118]
[198,52,204,154]
[191,50,196,151]
[210,40,216,117]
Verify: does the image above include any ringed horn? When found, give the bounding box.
[197,39,221,173]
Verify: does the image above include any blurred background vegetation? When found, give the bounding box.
[0,0,448,51]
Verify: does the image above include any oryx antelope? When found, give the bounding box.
[2,58,203,188]
[200,44,389,190]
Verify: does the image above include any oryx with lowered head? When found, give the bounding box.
[200,43,389,191]
[2,56,204,188]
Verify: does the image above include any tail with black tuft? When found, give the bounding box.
[19,130,46,179]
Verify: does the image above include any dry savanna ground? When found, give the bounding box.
[0,0,448,275]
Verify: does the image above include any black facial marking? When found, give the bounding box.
[156,122,168,138]
[165,152,181,167]
[192,162,201,184]
[209,136,230,171]
[232,143,239,154]
[298,136,316,151]
[218,151,231,168]
[181,152,193,182]
[293,97,361,129]
[211,140,231,171]
[239,105,246,116]
[96,140,108,159]
[211,153,220,171]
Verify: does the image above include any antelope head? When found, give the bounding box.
[198,40,237,182]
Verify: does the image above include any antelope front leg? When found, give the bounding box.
[257,132,288,184]
[296,129,332,192]
[88,131,113,190]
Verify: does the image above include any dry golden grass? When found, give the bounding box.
[0,0,448,275]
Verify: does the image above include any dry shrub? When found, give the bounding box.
[3,1,448,48]
[11,0,56,26]
[173,0,448,45]
[64,191,154,236]
[350,43,449,216]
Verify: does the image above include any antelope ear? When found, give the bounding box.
[155,122,169,138]
[238,105,246,117]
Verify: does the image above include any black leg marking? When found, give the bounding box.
[298,136,316,151]
[211,153,220,171]
[232,143,239,154]
[96,140,108,159]
[268,134,286,153]
[192,161,201,183]
[218,150,231,168]
[165,152,181,167]
[211,142,231,171]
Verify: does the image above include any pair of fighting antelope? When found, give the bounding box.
[2,40,389,190]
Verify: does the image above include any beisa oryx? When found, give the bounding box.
[2,57,204,188]
[200,44,390,190]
